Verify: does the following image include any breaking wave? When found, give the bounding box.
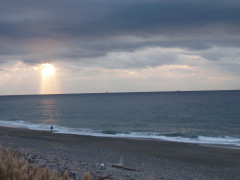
[0,120,239,147]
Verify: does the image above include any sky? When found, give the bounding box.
[0,0,240,95]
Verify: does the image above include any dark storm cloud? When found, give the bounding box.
[0,0,240,67]
[53,1,240,38]
[1,0,240,38]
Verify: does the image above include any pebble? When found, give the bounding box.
[9,147,155,180]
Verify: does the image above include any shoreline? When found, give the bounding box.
[1,126,240,179]
[1,120,239,149]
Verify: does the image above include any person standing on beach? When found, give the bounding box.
[50,126,53,132]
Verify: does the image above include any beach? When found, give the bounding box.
[0,126,240,179]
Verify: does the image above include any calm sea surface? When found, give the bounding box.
[0,90,240,146]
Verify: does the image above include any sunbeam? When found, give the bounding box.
[40,64,59,94]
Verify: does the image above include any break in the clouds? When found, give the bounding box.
[0,0,240,94]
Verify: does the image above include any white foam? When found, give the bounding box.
[0,120,28,128]
[197,135,240,144]
[0,120,239,147]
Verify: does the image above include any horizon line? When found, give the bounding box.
[0,89,240,97]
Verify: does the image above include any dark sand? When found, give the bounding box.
[0,126,240,179]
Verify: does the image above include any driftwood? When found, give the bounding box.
[112,164,139,172]
[98,174,111,180]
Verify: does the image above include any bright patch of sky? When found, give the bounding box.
[0,0,240,95]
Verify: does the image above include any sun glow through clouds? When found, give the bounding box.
[40,63,59,94]
[41,64,56,77]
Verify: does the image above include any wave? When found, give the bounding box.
[0,120,239,147]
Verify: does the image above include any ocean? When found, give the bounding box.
[0,90,240,147]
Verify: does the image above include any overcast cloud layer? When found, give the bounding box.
[1,0,240,63]
[0,0,240,94]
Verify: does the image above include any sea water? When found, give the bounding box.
[0,90,239,147]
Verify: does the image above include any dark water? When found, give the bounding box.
[0,90,240,146]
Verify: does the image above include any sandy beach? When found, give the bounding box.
[0,126,240,180]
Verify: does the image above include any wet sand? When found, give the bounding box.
[0,126,240,179]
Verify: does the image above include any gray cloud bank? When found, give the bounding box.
[0,0,240,68]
